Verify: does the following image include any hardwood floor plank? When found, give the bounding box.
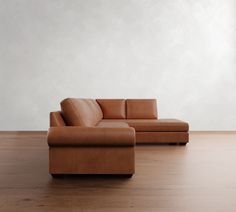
[0,132,236,211]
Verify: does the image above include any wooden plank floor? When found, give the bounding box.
[0,132,236,212]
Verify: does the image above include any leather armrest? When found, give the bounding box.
[50,111,66,127]
[47,126,135,147]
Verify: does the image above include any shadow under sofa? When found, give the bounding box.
[47,98,189,177]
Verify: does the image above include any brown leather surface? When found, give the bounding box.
[126,99,157,119]
[96,99,126,119]
[47,126,135,147]
[126,119,189,132]
[49,147,135,174]
[60,98,103,126]
[136,132,189,143]
[50,98,189,145]
[50,111,66,127]
[100,119,189,132]
[96,121,129,128]
[48,98,189,176]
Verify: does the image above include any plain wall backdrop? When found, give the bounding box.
[0,0,236,130]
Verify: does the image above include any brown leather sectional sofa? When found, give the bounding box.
[47,98,189,177]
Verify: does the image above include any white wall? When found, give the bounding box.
[0,0,236,130]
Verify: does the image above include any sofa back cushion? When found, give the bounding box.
[96,99,126,119]
[126,99,158,119]
[60,98,103,126]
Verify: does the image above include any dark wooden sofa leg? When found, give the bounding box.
[168,142,187,146]
[51,174,64,178]
[179,143,187,146]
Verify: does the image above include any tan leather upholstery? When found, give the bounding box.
[60,98,103,126]
[48,98,189,175]
[96,121,129,128]
[126,119,188,132]
[48,126,135,147]
[136,132,189,144]
[48,125,135,175]
[49,147,135,174]
[96,99,126,119]
[126,99,157,119]
[50,111,66,127]
[100,119,188,132]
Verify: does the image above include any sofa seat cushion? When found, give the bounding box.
[96,99,126,119]
[101,119,189,132]
[96,121,129,128]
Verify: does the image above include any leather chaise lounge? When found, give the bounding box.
[47,98,189,177]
